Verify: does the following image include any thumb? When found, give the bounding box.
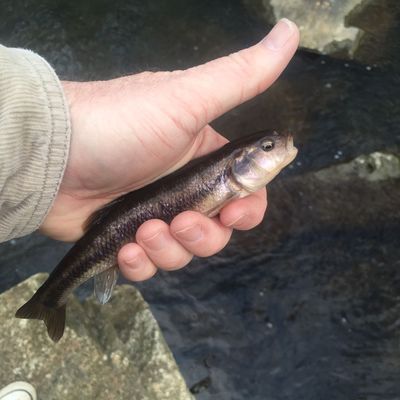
[169,18,300,130]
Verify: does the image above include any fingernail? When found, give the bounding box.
[142,231,167,251]
[174,224,202,242]
[226,214,246,227]
[262,18,295,50]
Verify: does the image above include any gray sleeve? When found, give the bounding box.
[0,45,71,242]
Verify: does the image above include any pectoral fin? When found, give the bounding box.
[94,266,119,304]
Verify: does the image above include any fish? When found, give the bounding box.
[15,130,298,342]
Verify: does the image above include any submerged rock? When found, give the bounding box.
[0,274,194,400]
[314,152,400,182]
[347,0,400,67]
[242,149,400,252]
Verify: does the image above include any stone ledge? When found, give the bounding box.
[0,273,194,400]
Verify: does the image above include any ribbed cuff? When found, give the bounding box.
[0,46,71,241]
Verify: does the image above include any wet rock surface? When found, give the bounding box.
[0,1,399,399]
[0,274,193,400]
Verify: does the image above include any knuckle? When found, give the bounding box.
[158,252,192,270]
[194,237,227,258]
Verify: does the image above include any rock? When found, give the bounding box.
[347,0,400,67]
[246,0,400,66]
[0,274,194,400]
[314,152,400,182]
[252,0,361,55]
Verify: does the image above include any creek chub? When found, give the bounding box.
[15,131,297,342]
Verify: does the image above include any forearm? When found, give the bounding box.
[0,45,71,242]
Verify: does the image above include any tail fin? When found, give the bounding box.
[15,296,66,343]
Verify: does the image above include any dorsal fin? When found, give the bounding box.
[83,195,126,232]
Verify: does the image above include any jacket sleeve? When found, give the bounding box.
[0,45,71,242]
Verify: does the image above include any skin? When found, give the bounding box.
[40,19,300,282]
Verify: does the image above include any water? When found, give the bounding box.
[1,1,399,399]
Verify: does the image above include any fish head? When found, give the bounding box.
[231,131,298,192]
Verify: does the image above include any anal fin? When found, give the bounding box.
[94,266,119,305]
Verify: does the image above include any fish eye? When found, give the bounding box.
[261,140,274,152]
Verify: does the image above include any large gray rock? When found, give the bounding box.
[244,0,361,55]
[246,0,400,65]
[0,274,194,400]
[270,0,361,54]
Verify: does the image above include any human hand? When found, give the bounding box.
[40,19,299,281]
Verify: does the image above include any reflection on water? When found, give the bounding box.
[0,0,399,399]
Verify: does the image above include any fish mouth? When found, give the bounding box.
[283,135,298,166]
[285,135,295,151]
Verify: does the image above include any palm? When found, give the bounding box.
[41,74,226,241]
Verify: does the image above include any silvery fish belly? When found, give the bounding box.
[15,130,298,342]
